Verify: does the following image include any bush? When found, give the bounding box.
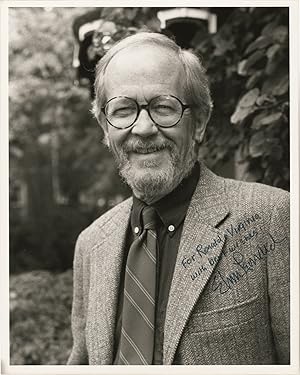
[10,270,73,364]
[196,8,289,190]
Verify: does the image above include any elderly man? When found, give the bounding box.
[68,32,289,365]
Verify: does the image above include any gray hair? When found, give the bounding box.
[92,32,213,133]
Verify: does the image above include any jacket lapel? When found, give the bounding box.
[163,164,230,364]
[91,198,132,364]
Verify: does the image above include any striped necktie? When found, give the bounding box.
[116,205,157,365]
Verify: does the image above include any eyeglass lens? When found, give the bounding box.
[104,95,183,129]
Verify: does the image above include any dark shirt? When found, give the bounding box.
[113,162,200,364]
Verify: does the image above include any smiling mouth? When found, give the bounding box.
[134,149,164,154]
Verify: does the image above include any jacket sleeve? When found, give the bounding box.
[267,190,290,364]
[67,234,89,364]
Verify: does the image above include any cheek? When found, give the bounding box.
[181,134,194,155]
[181,118,195,150]
[107,129,129,152]
[164,120,194,152]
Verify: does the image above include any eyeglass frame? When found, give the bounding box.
[101,94,191,129]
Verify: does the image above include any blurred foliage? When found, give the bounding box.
[195,8,289,189]
[9,8,130,273]
[9,7,131,204]
[10,205,95,273]
[10,270,73,364]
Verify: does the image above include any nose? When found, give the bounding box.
[131,108,158,137]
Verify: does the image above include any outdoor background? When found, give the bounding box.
[9,7,289,364]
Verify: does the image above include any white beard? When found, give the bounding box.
[104,134,197,203]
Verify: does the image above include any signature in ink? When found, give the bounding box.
[211,232,287,295]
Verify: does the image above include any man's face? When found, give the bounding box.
[102,45,197,203]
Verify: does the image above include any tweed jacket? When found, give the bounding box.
[68,163,290,365]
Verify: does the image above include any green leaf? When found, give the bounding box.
[239,88,260,107]
[266,44,281,60]
[231,106,257,125]
[245,35,273,55]
[249,131,265,157]
[246,71,263,89]
[244,50,266,71]
[262,21,278,37]
[273,25,288,44]
[238,51,265,76]
[237,59,248,76]
[251,112,268,129]
[251,111,282,130]
[260,112,282,125]
[262,73,289,96]
[231,88,260,124]
[265,51,284,75]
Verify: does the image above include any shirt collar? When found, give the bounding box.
[131,162,200,237]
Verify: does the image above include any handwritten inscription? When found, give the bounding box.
[195,213,261,258]
[180,213,287,292]
[190,264,207,281]
[224,213,261,237]
[211,232,287,294]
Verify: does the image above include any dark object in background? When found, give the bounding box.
[9,204,96,274]
[72,7,230,97]
[72,10,140,97]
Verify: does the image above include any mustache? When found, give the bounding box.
[122,137,174,153]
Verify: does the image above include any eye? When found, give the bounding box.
[111,106,135,117]
[106,98,137,118]
[152,103,176,115]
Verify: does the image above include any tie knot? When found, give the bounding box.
[142,206,157,230]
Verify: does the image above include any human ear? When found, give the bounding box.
[102,131,110,148]
[95,112,110,147]
[193,108,209,143]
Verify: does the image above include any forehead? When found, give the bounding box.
[104,44,185,98]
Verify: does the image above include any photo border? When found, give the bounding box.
[1,1,299,374]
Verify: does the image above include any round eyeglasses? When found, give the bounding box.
[101,95,191,129]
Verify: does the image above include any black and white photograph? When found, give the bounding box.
[1,1,299,374]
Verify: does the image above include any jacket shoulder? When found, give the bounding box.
[199,163,289,211]
[221,177,289,225]
[224,177,289,206]
[77,196,133,251]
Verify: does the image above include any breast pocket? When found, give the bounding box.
[189,294,262,332]
[180,294,275,364]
